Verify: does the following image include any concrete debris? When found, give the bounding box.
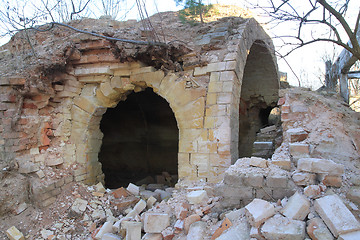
[186,190,208,204]
[144,213,170,233]
[314,194,360,237]
[127,183,140,196]
[245,198,275,228]
[306,217,334,240]
[69,198,88,216]
[187,221,207,240]
[249,157,268,168]
[261,214,305,240]
[297,158,345,176]
[280,191,310,220]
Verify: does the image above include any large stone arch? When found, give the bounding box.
[68,62,207,185]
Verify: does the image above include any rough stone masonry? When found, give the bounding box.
[0,9,279,198]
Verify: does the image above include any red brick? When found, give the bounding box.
[23,102,37,109]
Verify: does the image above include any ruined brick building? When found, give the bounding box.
[0,11,279,195]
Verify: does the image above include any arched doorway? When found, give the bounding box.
[99,88,179,188]
[238,40,279,158]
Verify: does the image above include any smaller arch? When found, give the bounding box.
[238,40,279,158]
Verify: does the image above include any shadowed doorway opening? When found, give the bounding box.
[99,88,179,189]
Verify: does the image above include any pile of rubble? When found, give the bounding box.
[6,174,360,240]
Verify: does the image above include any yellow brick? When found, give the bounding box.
[205,105,227,117]
[113,69,131,76]
[6,226,25,240]
[208,81,223,93]
[100,81,119,99]
[198,141,218,153]
[207,62,226,72]
[96,88,118,107]
[73,96,99,114]
[206,93,217,105]
[209,154,231,167]
[131,66,156,75]
[204,116,215,128]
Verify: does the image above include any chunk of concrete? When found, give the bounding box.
[306,217,334,240]
[95,222,114,240]
[304,185,321,198]
[146,196,157,209]
[338,231,360,240]
[144,213,170,233]
[187,190,208,204]
[261,214,305,240]
[5,226,25,240]
[314,194,360,237]
[187,221,207,240]
[297,158,344,176]
[70,198,87,216]
[245,199,275,228]
[127,183,140,196]
[281,192,310,220]
[249,157,268,168]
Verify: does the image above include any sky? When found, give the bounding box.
[1,0,358,89]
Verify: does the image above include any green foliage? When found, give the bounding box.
[175,0,212,24]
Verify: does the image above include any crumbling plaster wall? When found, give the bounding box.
[0,17,279,193]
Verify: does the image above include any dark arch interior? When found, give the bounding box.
[238,40,279,158]
[99,88,179,189]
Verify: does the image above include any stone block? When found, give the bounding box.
[253,141,273,150]
[287,128,308,143]
[306,217,334,240]
[146,196,157,209]
[245,199,275,228]
[95,221,114,240]
[70,198,87,216]
[244,173,264,187]
[298,158,344,176]
[266,173,288,188]
[289,143,309,157]
[207,62,226,72]
[187,221,207,240]
[18,161,39,174]
[261,214,305,240]
[318,174,342,187]
[184,214,201,234]
[125,221,142,240]
[338,231,360,240]
[249,157,268,168]
[281,192,310,220]
[5,226,25,240]
[144,213,170,233]
[127,183,140,196]
[271,157,291,171]
[292,172,316,186]
[186,190,208,204]
[314,194,360,237]
[45,156,64,166]
[223,171,244,186]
